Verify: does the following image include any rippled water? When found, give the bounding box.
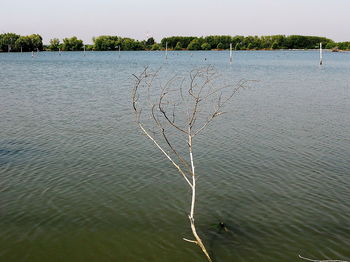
[0,51,349,262]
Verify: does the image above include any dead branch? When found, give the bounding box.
[132,65,246,262]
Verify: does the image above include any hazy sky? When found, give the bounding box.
[1,0,349,44]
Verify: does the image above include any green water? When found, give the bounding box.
[0,51,349,262]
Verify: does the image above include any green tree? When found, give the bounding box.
[337,42,350,50]
[243,36,256,49]
[270,35,286,49]
[48,38,60,51]
[252,36,262,49]
[146,37,155,46]
[271,41,279,49]
[235,42,241,50]
[151,43,160,50]
[232,36,244,48]
[260,36,272,49]
[93,36,146,51]
[201,42,211,50]
[62,36,84,51]
[216,42,224,49]
[85,44,94,51]
[14,36,30,51]
[0,33,20,51]
[187,39,201,50]
[204,35,232,49]
[161,36,196,49]
[284,35,332,49]
[93,35,119,51]
[174,42,182,50]
[14,34,43,52]
[29,34,43,50]
[325,42,336,49]
[121,38,144,50]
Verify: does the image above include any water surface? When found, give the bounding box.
[0,50,350,262]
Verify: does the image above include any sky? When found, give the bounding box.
[1,0,349,44]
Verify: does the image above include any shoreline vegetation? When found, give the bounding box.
[1,33,350,52]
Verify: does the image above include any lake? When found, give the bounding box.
[0,50,349,262]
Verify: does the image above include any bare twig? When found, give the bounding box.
[132,66,245,262]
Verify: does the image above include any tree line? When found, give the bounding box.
[1,33,350,52]
[161,35,350,50]
[0,33,43,52]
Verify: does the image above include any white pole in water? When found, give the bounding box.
[319,42,323,65]
[230,43,233,63]
[165,41,168,60]
[37,48,39,54]
[32,51,34,58]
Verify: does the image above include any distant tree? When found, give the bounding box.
[121,38,144,50]
[48,38,60,51]
[235,42,241,50]
[85,44,94,51]
[62,36,84,51]
[146,37,155,46]
[174,42,182,50]
[161,36,196,49]
[29,34,43,50]
[232,36,244,48]
[248,36,261,49]
[187,39,201,50]
[325,42,336,49]
[0,33,342,52]
[284,35,333,49]
[201,42,211,50]
[243,36,260,49]
[93,35,146,51]
[270,35,286,49]
[216,42,224,49]
[204,35,232,49]
[14,34,43,52]
[14,36,30,51]
[271,41,279,49]
[0,33,20,51]
[151,43,160,50]
[260,36,272,49]
[93,35,119,51]
[337,42,350,50]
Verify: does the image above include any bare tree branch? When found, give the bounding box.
[159,90,188,134]
[132,68,192,187]
[132,65,247,262]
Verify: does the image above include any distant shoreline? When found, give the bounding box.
[2,49,348,53]
[1,33,349,52]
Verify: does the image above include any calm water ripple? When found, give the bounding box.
[0,50,350,262]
